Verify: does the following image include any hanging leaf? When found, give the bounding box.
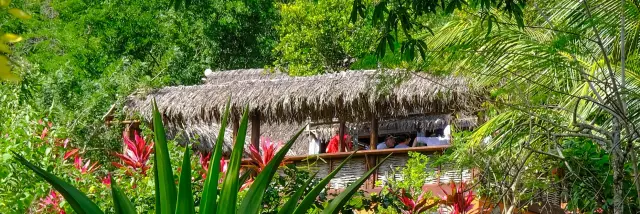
[8,8,31,20]
[2,33,22,43]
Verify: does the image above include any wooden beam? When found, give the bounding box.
[370,117,378,150]
[338,121,346,152]
[251,113,260,149]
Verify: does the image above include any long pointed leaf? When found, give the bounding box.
[152,99,177,214]
[13,152,104,214]
[154,154,161,214]
[238,126,306,214]
[111,175,136,214]
[200,98,231,213]
[217,105,250,214]
[175,145,195,214]
[292,152,357,214]
[277,171,319,214]
[322,154,393,214]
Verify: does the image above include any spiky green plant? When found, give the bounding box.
[13,98,390,213]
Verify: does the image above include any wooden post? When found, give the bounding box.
[251,112,260,149]
[338,121,346,152]
[370,117,378,150]
[232,118,239,144]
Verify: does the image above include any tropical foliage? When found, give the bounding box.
[13,100,391,213]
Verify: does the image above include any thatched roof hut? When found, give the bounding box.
[125,68,485,155]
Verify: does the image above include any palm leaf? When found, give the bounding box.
[152,99,177,214]
[175,144,195,214]
[237,126,306,214]
[217,105,250,214]
[322,154,393,214]
[12,152,104,214]
[200,98,231,213]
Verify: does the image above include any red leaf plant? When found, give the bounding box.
[112,131,153,175]
[198,151,228,180]
[35,189,66,214]
[102,173,112,186]
[248,137,282,173]
[74,155,100,174]
[390,188,439,214]
[438,182,475,214]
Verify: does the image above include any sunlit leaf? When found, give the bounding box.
[0,0,9,8]
[8,8,31,20]
[2,33,22,43]
[0,55,18,82]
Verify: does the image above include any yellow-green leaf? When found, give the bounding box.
[0,0,10,7]
[8,8,31,19]
[2,33,22,43]
[0,43,11,53]
[0,55,18,82]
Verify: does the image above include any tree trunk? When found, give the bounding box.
[611,122,624,214]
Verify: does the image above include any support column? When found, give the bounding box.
[338,121,346,152]
[370,117,378,150]
[232,118,239,144]
[251,112,260,149]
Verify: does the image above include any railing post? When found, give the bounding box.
[251,112,260,149]
[338,120,346,152]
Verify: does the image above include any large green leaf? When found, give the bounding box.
[111,175,136,214]
[175,145,195,214]
[292,152,357,214]
[238,126,306,214]
[322,154,392,214]
[217,105,250,214]
[277,171,319,214]
[12,152,104,214]
[153,154,161,214]
[200,98,231,213]
[152,99,177,214]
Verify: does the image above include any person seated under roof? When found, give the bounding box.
[394,134,411,149]
[376,135,396,149]
[326,131,352,153]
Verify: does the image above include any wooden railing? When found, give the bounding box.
[242,145,457,190]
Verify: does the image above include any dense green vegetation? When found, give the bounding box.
[1,0,639,213]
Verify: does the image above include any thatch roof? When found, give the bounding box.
[125,68,485,155]
[125,69,485,125]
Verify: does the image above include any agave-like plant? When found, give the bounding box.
[13,98,391,214]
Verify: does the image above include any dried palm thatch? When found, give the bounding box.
[126,68,485,125]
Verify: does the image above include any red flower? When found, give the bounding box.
[249,137,281,173]
[74,155,100,174]
[36,190,66,214]
[112,131,153,175]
